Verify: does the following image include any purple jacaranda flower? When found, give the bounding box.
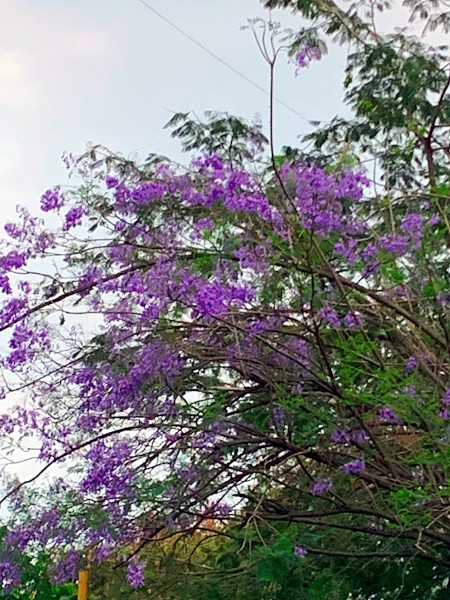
[132,181,164,204]
[291,383,304,395]
[271,406,285,427]
[80,440,134,497]
[362,243,378,259]
[295,45,321,69]
[351,429,369,443]
[401,213,423,238]
[0,275,10,295]
[0,251,26,273]
[437,292,450,307]
[0,561,20,594]
[63,205,84,230]
[40,186,65,212]
[105,175,119,188]
[249,318,271,336]
[439,390,450,421]
[52,548,79,584]
[334,238,360,264]
[196,280,248,317]
[378,406,400,424]
[428,214,440,226]
[406,356,418,371]
[205,501,232,519]
[4,222,22,239]
[190,217,214,241]
[362,259,381,278]
[330,430,350,444]
[343,459,365,474]
[318,305,340,328]
[441,389,450,406]
[310,477,333,495]
[336,170,369,199]
[294,545,308,557]
[178,466,197,481]
[126,558,146,588]
[192,427,218,451]
[344,312,365,330]
[379,233,409,256]
[440,409,450,420]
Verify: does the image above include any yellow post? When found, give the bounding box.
[77,569,89,600]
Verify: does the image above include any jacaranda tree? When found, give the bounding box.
[0,1,449,598]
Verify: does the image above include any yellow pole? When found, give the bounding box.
[77,569,89,600]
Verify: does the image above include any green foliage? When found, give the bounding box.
[165,111,268,163]
[85,521,450,599]
[1,556,76,600]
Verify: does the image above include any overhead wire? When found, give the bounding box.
[135,0,313,123]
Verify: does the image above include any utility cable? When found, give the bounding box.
[135,0,312,123]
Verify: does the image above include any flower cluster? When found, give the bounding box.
[295,45,321,69]
[126,558,146,588]
[0,142,446,591]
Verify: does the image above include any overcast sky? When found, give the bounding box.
[0,0,354,224]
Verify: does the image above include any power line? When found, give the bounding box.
[135,0,312,123]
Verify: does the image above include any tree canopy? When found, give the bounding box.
[0,1,449,598]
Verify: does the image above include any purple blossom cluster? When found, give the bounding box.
[289,164,369,238]
[0,561,20,594]
[0,142,445,592]
[126,558,146,588]
[317,304,340,328]
[343,459,366,475]
[440,389,450,420]
[343,311,365,330]
[378,406,401,424]
[330,429,369,445]
[52,548,79,585]
[400,213,423,249]
[63,205,84,230]
[330,429,351,444]
[294,545,308,557]
[3,324,50,370]
[310,477,333,495]
[271,405,285,426]
[352,430,370,444]
[379,233,409,256]
[81,440,135,498]
[406,356,418,371]
[40,186,65,212]
[295,45,321,68]
[195,280,254,317]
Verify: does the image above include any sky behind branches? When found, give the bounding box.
[1,1,444,225]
